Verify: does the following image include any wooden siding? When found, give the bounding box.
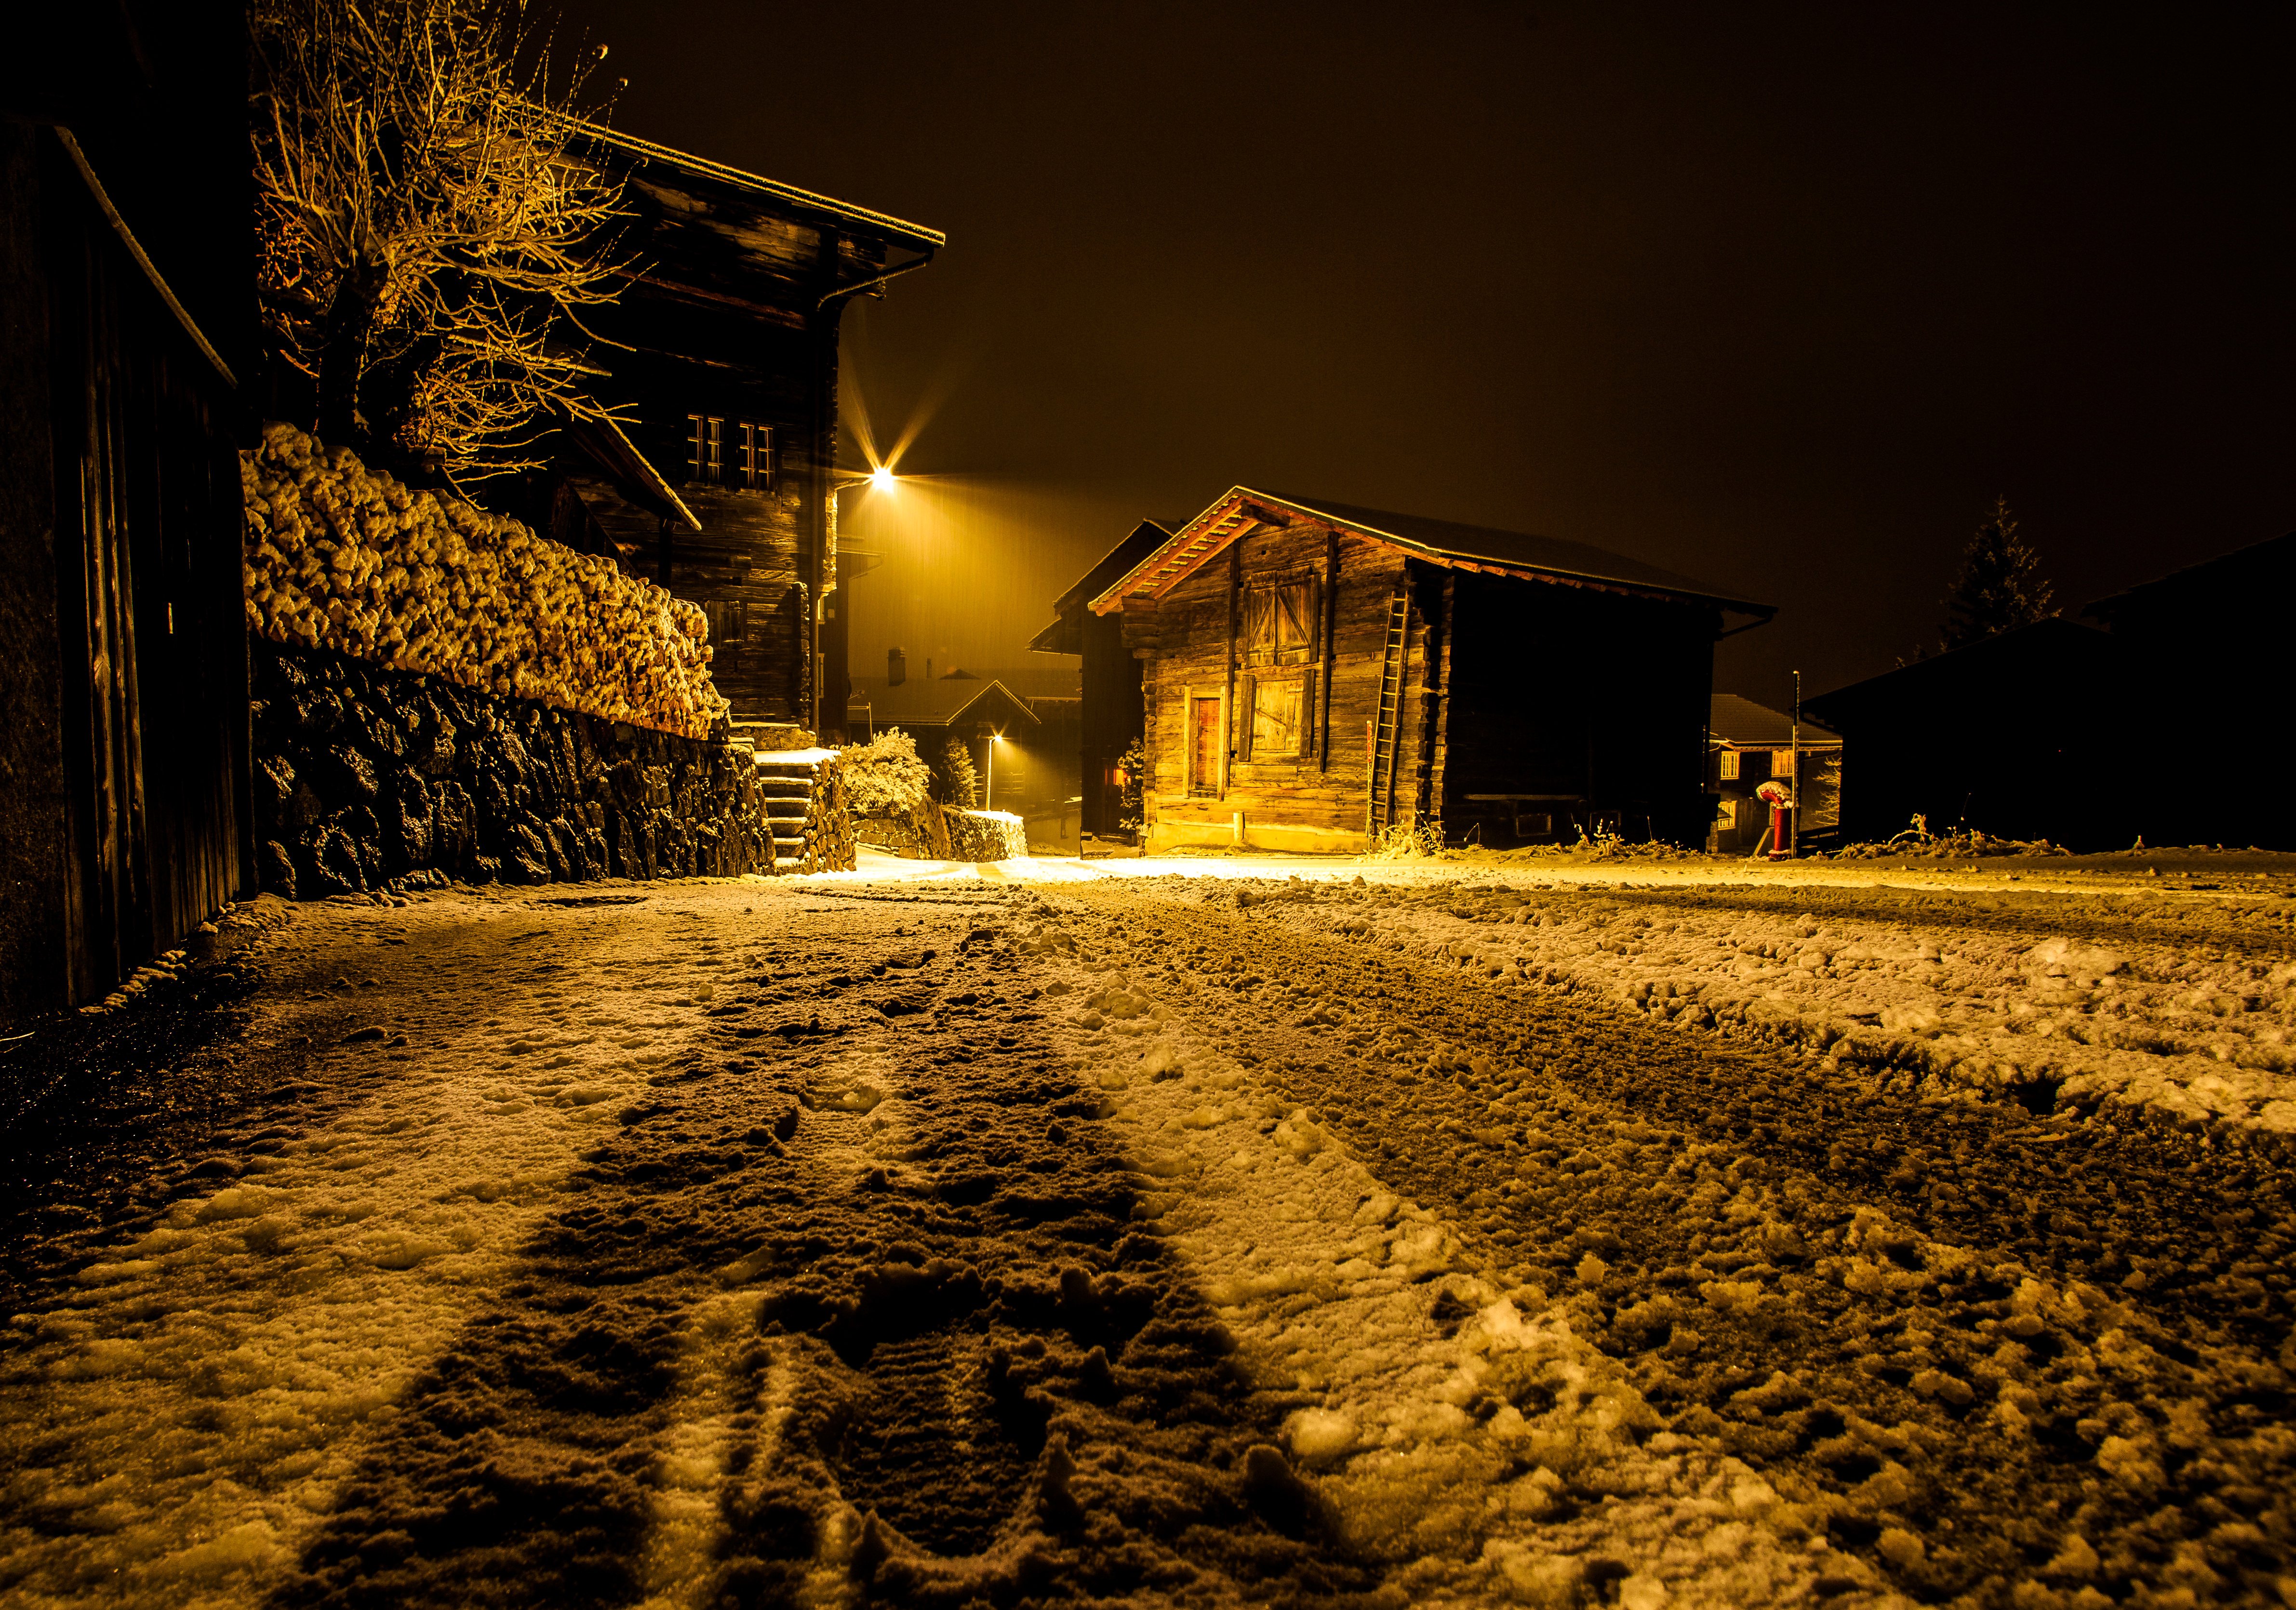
[1121,514,1722,853]
[1127,521,1411,853]
[555,154,901,732]
[1,126,251,1024]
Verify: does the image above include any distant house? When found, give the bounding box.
[846,662,1083,847]
[1803,618,2128,849]
[1705,695,1841,853]
[1084,488,1771,853]
[1029,518,1175,840]
[530,125,945,741]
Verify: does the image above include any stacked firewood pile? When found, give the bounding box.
[946,808,1027,861]
[239,422,728,738]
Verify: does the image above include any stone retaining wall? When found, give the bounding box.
[946,809,1028,862]
[252,638,771,896]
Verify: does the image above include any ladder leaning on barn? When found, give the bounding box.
[1365,587,1410,841]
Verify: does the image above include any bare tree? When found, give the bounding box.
[252,0,628,479]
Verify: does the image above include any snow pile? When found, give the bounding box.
[240,423,727,737]
[1296,884,2296,1148]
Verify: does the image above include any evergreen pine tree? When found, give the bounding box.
[1940,496,2055,651]
[939,738,980,810]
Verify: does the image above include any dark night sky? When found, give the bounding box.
[554,0,2291,704]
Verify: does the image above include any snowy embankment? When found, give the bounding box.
[1275,883,2296,1152]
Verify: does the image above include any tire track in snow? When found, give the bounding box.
[1045,882,2296,1607]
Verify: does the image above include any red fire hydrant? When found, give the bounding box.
[1756,778,1796,860]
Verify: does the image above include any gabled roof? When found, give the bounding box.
[1088,487,1772,617]
[1029,519,1177,654]
[1709,694,1839,748]
[846,674,1045,730]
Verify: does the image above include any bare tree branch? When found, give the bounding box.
[252,0,631,479]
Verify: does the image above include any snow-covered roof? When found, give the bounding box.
[1709,694,1839,748]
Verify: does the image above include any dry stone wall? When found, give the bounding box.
[946,808,1028,861]
[240,423,728,738]
[252,639,771,897]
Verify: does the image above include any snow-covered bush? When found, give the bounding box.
[841,728,934,818]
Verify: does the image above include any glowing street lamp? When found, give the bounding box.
[814,465,897,732]
[986,729,1005,812]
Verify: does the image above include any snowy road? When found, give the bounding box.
[1,866,2290,1607]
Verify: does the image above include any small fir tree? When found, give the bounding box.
[939,738,980,811]
[1939,497,2055,651]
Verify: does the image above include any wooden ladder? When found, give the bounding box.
[1365,588,1409,840]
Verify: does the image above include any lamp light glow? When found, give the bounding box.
[870,465,895,492]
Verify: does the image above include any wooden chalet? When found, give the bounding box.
[531,126,945,740]
[1089,490,1772,853]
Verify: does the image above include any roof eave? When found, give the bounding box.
[1089,486,1775,617]
[567,119,947,251]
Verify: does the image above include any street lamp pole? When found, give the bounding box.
[814,467,895,737]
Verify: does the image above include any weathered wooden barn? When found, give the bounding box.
[1,2,254,1027]
[1090,490,1770,852]
[530,125,945,741]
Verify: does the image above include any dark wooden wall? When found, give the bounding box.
[1440,571,1717,846]
[1078,608,1142,837]
[0,126,251,1025]
[565,172,893,735]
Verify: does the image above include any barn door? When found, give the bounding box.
[1190,696,1221,795]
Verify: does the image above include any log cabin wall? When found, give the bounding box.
[548,135,941,740]
[567,215,881,730]
[1128,520,1415,853]
[0,123,251,1026]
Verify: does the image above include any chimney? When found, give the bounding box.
[887,647,907,687]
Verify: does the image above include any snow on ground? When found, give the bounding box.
[0,851,2289,1607]
[1043,980,1825,1605]
[0,888,751,1604]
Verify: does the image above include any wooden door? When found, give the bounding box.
[1191,696,1221,794]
